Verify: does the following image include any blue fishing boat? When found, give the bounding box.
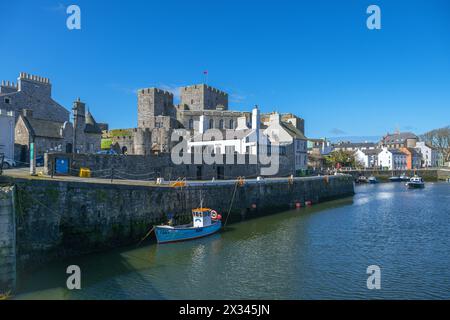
[155,208,222,244]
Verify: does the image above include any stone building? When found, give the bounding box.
[0,73,69,123]
[72,98,103,154]
[380,132,418,149]
[0,72,103,160]
[108,82,307,174]
[14,109,73,163]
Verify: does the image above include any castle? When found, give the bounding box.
[0,72,104,162]
[106,84,306,162]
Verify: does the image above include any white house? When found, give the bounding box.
[0,109,15,160]
[187,107,262,155]
[415,141,440,167]
[355,148,381,168]
[378,148,407,170]
[263,113,308,171]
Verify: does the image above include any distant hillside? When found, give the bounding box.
[328,136,381,143]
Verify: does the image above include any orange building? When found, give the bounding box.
[400,147,422,169]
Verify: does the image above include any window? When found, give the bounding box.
[4,97,10,104]
[219,119,224,129]
[229,119,234,129]
[209,119,214,129]
[188,119,194,129]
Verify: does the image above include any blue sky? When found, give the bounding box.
[1,0,449,139]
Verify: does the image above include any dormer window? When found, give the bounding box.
[4,97,10,104]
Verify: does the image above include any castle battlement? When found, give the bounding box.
[138,87,174,97]
[0,80,18,89]
[183,84,228,96]
[19,72,50,84]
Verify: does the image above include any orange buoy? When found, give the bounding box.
[295,202,302,208]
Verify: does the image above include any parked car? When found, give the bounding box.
[2,158,16,169]
[36,155,44,167]
[96,150,118,155]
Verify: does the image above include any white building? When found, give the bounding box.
[415,141,440,167]
[355,148,381,168]
[0,109,15,160]
[187,107,262,155]
[378,148,407,170]
[186,107,308,172]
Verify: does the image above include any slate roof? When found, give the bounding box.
[22,116,63,139]
[84,111,102,134]
[280,122,307,140]
[361,148,382,155]
[383,132,417,144]
[336,142,377,149]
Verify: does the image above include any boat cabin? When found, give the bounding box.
[192,208,212,228]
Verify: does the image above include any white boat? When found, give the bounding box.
[368,176,378,184]
[406,176,425,189]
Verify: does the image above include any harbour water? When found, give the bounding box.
[16,182,450,299]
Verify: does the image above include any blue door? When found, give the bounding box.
[55,158,69,174]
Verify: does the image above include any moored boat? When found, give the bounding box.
[356,176,368,183]
[368,176,378,184]
[389,176,402,182]
[155,208,222,244]
[406,176,425,189]
[399,173,410,181]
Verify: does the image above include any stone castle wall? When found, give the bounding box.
[44,152,298,180]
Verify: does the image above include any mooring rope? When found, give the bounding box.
[223,180,239,228]
[137,226,156,247]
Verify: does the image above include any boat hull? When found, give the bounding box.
[389,177,402,182]
[155,221,222,243]
[406,182,425,189]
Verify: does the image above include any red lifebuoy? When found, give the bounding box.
[211,210,218,219]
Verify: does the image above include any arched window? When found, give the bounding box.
[219,119,224,129]
[229,119,234,129]
[209,119,214,129]
[189,119,194,129]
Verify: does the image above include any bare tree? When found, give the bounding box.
[421,126,450,162]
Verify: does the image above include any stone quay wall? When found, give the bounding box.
[44,152,297,181]
[345,169,442,181]
[0,174,354,278]
[0,186,16,294]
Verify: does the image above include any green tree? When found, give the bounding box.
[325,150,363,169]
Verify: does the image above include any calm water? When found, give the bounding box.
[16,182,450,299]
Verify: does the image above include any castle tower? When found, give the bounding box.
[72,98,86,153]
[180,84,228,111]
[133,128,151,155]
[137,88,174,128]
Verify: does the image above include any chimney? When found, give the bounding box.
[251,105,260,131]
[22,109,33,118]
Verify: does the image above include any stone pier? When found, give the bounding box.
[0,186,16,294]
[0,174,354,280]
